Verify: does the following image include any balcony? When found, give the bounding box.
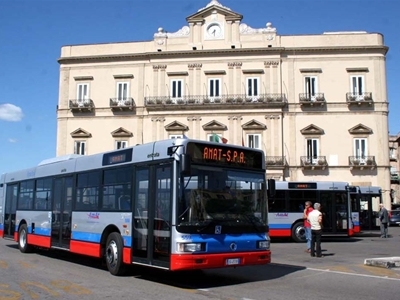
[110,98,135,111]
[299,93,326,106]
[390,154,397,161]
[69,99,94,112]
[348,156,376,170]
[300,156,328,170]
[266,156,286,170]
[346,92,373,106]
[391,172,400,183]
[144,93,287,111]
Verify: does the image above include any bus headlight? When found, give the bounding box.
[257,240,270,250]
[177,242,204,252]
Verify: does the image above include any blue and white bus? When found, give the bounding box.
[0,138,271,275]
[267,181,354,242]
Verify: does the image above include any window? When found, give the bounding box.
[75,171,100,210]
[35,178,52,210]
[74,141,86,155]
[306,138,319,163]
[170,135,183,139]
[389,147,396,159]
[115,140,128,150]
[17,180,34,210]
[171,79,183,102]
[208,78,220,100]
[354,138,367,160]
[247,134,261,149]
[116,82,129,102]
[246,77,259,98]
[304,76,318,98]
[102,167,132,211]
[350,76,364,96]
[77,83,89,105]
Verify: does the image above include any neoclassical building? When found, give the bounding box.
[56,0,391,205]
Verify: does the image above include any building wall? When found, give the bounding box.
[56,1,391,205]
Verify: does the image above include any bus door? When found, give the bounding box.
[4,184,18,239]
[51,176,73,248]
[320,190,348,234]
[132,164,172,269]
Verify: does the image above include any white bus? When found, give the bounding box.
[0,138,271,275]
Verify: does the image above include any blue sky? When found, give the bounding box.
[0,0,399,174]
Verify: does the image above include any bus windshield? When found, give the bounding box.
[177,166,267,234]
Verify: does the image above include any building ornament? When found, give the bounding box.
[264,60,280,66]
[154,26,190,39]
[227,62,242,67]
[240,22,277,34]
[187,116,202,121]
[188,63,202,69]
[265,114,280,119]
[151,117,166,122]
[228,116,243,120]
[197,0,231,12]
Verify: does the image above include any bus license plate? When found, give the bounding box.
[226,258,240,265]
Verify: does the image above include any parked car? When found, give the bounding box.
[389,209,400,226]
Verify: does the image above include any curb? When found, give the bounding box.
[364,257,400,269]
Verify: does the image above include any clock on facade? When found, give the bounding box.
[206,23,223,39]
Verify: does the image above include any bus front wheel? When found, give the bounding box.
[18,224,34,253]
[105,232,126,276]
[291,222,306,243]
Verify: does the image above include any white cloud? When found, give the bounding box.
[8,138,17,143]
[0,103,24,122]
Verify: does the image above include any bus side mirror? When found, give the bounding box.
[180,154,191,175]
[267,179,276,198]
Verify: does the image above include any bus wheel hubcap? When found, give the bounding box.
[106,241,118,267]
[20,230,26,248]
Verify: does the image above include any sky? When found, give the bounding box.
[0,0,399,174]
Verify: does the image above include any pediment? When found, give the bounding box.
[186,1,242,22]
[348,124,373,135]
[70,128,92,138]
[111,127,133,138]
[165,121,189,132]
[202,120,227,131]
[242,119,267,130]
[300,124,324,135]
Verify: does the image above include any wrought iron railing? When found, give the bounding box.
[69,99,94,111]
[346,92,373,103]
[391,172,400,181]
[110,98,135,110]
[266,156,286,167]
[348,156,376,167]
[300,156,328,167]
[144,93,286,106]
[299,93,325,103]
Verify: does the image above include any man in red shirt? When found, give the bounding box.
[303,201,313,253]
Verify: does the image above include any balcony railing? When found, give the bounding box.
[69,99,94,112]
[110,98,135,111]
[144,93,286,110]
[299,93,326,106]
[266,156,286,169]
[346,92,373,105]
[391,172,400,182]
[390,154,397,161]
[300,156,328,169]
[348,156,376,169]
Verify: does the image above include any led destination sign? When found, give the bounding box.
[186,142,263,169]
[102,148,133,166]
[288,182,317,189]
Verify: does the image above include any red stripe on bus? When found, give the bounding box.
[123,247,131,264]
[28,234,51,248]
[14,232,18,242]
[269,229,291,237]
[352,226,360,234]
[170,250,271,271]
[70,240,101,258]
[0,230,3,238]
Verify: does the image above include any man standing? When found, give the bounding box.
[308,203,323,258]
[303,201,313,253]
[379,203,389,238]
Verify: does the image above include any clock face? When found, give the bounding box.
[207,24,222,38]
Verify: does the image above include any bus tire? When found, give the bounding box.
[291,222,306,243]
[105,232,126,276]
[18,224,33,253]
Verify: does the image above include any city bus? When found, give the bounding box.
[0,138,271,275]
[267,181,353,242]
[350,186,382,231]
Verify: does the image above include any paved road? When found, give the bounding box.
[0,227,399,300]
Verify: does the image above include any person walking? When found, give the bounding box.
[303,201,313,253]
[308,202,323,258]
[379,203,389,238]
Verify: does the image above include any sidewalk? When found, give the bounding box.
[362,226,400,269]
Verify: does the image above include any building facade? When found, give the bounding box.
[56,1,391,205]
[389,134,400,204]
